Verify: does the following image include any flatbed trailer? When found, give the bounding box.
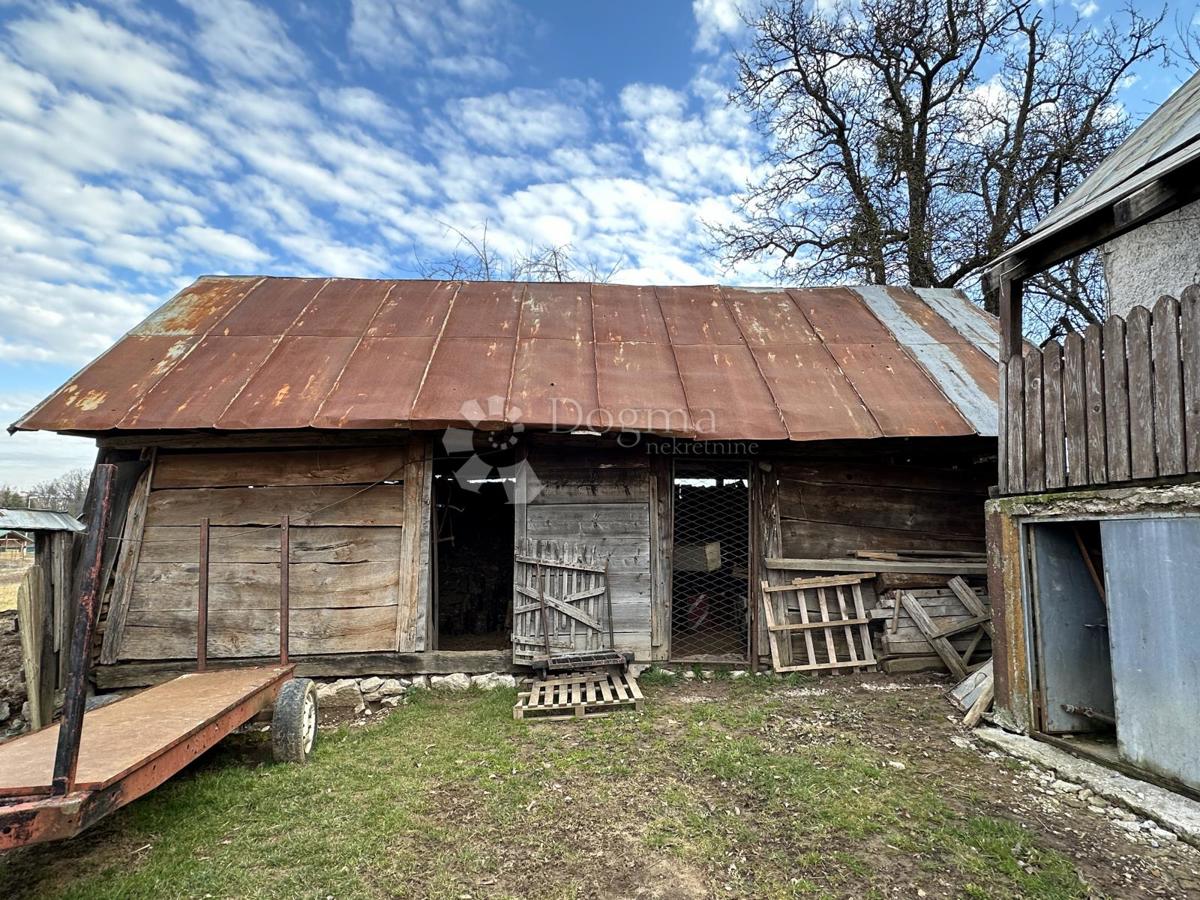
[0,466,318,851]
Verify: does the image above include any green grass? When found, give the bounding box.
[0,683,1094,900]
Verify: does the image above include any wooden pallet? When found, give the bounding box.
[513,671,643,721]
[759,574,877,674]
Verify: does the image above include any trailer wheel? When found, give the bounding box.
[272,678,318,763]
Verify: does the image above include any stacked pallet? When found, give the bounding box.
[869,579,991,675]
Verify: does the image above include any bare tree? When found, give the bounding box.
[711,0,1165,336]
[416,221,625,283]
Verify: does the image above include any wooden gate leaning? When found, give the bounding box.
[512,539,613,666]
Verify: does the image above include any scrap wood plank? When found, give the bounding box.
[899,592,968,679]
[948,658,994,713]
[767,557,986,575]
[514,671,642,721]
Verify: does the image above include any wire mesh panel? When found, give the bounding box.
[670,460,750,662]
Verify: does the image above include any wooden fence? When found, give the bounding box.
[1001,293,1200,495]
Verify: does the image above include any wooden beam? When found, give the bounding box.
[998,276,1024,362]
[94,650,516,688]
[766,557,986,575]
[985,157,1200,287]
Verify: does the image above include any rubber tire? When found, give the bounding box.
[272,678,318,763]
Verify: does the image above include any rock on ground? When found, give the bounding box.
[471,673,517,690]
[430,673,471,692]
[316,679,364,711]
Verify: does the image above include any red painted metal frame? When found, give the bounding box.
[0,667,292,850]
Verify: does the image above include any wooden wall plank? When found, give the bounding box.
[1151,295,1185,476]
[780,519,984,558]
[144,484,405,526]
[1183,293,1200,472]
[998,361,1009,494]
[100,454,156,664]
[1084,323,1108,484]
[775,459,986,494]
[120,605,398,659]
[1103,316,1131,482]
[1005,353,1025,493]
[1063,332,1088,487]
[779,481,985,537]
[1127,305,1157,480]
[1022,348,1045,492]
[1041,341,1066,489]
[139,525,401,565]
[129,560,400,611]
[152,447,408,489]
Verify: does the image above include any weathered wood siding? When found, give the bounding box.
[775,442,991,558]
[520,445,654,659]
[115,445,413,660]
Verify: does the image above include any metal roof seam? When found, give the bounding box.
[781,288,887,438]
[309,280,400,429]
[406,280,462,426]
[503,283,530,425]
[717,285,791,439]
[650,285,699,439]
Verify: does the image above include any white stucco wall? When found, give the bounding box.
[1103,197,1200,317]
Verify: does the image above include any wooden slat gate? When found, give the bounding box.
[512,538,612,666]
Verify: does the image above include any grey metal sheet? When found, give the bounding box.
[1101,516,1200,791]
[1030,524,1114,733]
[0,508,84,532]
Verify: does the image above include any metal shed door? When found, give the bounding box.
[1101,517,1200,791]
[512,539,610,665]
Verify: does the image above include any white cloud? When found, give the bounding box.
[6,5,198,110]
[347,0,518,79]
[693,0,745,54]
[180,0,307,81]
[176,225,270,265]
[451,88,591,150]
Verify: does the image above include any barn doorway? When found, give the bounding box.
[433,459,514,651]
[670,460,751,663]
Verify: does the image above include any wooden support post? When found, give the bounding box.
[197,517,209,673]
[280,515,290,665]
[51,463,116,797]
[17,563,52,729]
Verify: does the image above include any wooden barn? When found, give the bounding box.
[11,279,999,687]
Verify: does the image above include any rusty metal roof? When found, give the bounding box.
[13,278,999,442]
[0,508,85,532]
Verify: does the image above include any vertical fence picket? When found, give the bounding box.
[1103,315,1131,482]
[1127,305,1157,480]
[1006,353,1026,493]
[1152,295,1186,476]
[1063,333,1088,486]
[1182,292,1200,473]
[1084,323,1107,483]
[1023,348,1045,492]
[1042,340,1066,489]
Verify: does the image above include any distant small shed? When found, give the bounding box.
[12,279,999,686]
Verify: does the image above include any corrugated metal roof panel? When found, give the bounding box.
[14,277,999,442]
[313,336,435,429]
[0,508,84,532]
[215,336,360,429]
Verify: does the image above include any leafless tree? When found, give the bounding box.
[711,0,1166,337]
[416,221,625,283]
[0,468,89,515]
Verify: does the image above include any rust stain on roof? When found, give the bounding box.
[13,277,1000,442]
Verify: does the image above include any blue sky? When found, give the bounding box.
[0,0,1194,487]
